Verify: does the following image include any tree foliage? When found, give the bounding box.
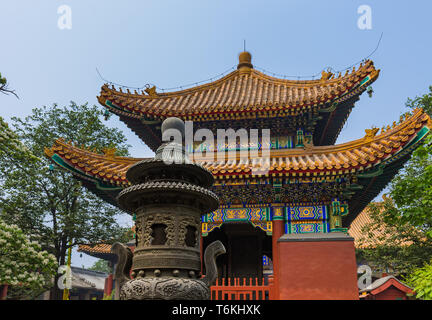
[405,259,432,300]
[0,102,133,299]
[0,218,57,299]
[0,117,40,163]
[387,86,432,237]
[356,198,432,275]
[88,259,112,274]
[356,86,432,297]
[102,288,115,300]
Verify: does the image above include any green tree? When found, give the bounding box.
[0,116,40,164]
[405,259,432,300]
[88,259,112,274]
[386,86,432,237]
[0,102,132,300]
[102,288,115,300]
[0,72,34,163]
[356,198,432,275]
[356,86,432,296]
[0,218,57,300]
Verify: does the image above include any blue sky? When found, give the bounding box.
[1,1,432,268]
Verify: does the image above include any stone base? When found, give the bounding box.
[276,232,359,300]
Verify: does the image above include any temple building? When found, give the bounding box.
[359,275,414,300]
[45,52,431,299]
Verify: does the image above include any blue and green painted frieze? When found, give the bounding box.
[201,203,344,236]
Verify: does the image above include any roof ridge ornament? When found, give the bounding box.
[144,85,157,97]
[237,51,253,70]
[320,69,334,82]
[364,127,379,142]
[103,147,117,158]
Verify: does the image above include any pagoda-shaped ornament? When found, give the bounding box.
[111,117,225,300]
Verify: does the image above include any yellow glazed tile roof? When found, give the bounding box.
[78,243,113,254]
[45,109,430,185]
[78,225,136,255]
[348,201,414,248]
[348,206,379,248]
[97,59,379,121]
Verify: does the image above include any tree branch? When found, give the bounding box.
[0,83,19,99]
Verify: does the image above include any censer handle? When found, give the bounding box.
[111,242,133,300]
[201,240,226,287]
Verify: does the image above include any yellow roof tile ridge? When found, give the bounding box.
[49,138,146,164]
[100,69,241,99]
[250,59,377,87]
[99,60,378,103]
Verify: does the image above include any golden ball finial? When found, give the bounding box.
[237,51,253,69]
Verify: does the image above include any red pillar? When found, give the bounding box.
[271,219,285,300]
[104,274,113,296]
[1,284,8,300]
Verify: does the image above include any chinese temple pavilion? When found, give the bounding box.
[46,52,431,299]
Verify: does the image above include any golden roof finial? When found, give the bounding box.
[237,51,253,70]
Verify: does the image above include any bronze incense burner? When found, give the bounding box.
[111,117,225,300]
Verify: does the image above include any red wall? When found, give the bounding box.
[372,286,408,300]
[276,236,359,300]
